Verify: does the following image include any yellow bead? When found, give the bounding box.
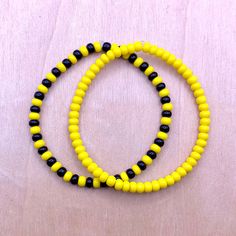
[114,179,123,191]
[141,155,153,165]
[158,178,167,189]
[150,144,161,153]
[87,163,98,172]
[143,42,151,52]
[90,64,100,74]
[152,76,163,86]
[38,84,48,94]
[120,45,129,56]
[176,167,187,177]
[70,132,80,141]
[75,145,85,154]
[46,72,57,82]
[162,103,173,111]
[107,50,115,60]
[80,46,89,56]
[162,51,170,61]
[51,162,62,172]
[129,182,137,193]
[69,111,79,118]
[173,59,183,69]
[151,180,160,191]
[68,54,77,64]
[182,69,193,79]
[93,42,102,52]
[93,178,100,188]
[136,182,145,193]
[171,171,181,182]
[29,112,40,120]
[191,82,201,91]
[159,88,170,97]
[99,172,109,182]
[196,96,207,105]
[194,88,204,97]
[187,75,197,85]
[120,171,129,181]
[56,62,66,72]
[165,175,175,186]
[132,164,141,175]
[196,139,207,147]
[41,151,52,161]
[78,151,89,161]
[34,139,45,149]
[177,64,187,74]
[186,157,197,167]
[81,76,91,86]
[200,118,210,126]
[134,57,144,67]
[75,89,86,98]
[157,131,168,140]
[199,125,210,133]
[30,126,40,134]
[166,54,176,65]
[112,47,121,57]
[193,145,204,154]
[182,162,193,172]
[155,48,164,57]
[106,176,116,187]
[144,66,154,76]
[95,58,105,68]
[63,171,73,182]
[78,176,86,187]
[72,139,82,148]
[32,98,42,107]
[70,103,80,111]
[190,151,201,160]
[198,103,209,111]
[127,43,135,54]
[78,82,88,91]
[144,182,152,192]
[82,158,92,167]
[85,70,96,80]
[93,167,103,178]
[161,117,172,125]
[199,111,210,118]
[100,54,110,64]
[198,133,209,140]
[134,41,143,51]
[68,125,79,133]
[122,181,130,192]
[149,45,158,54]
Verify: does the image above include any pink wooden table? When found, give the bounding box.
[1,1,236,235]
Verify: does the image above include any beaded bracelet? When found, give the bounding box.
[69,42,172,183]
[29,41,210,193]
[68,42,210,192]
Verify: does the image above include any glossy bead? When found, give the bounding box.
[47,157,57,167]
[30,105,40,113]
[73,50,82,60]
[51,67,61,77]
[114,179,123,190]
[32,133,42,142]
[142,155,153,165]
[148,72,158,81]
[102,42,111,52]
[86,43,95,53]
[34,91,44,100]
[150,144,161,154]
[57,167,67,177]
[86,177,93,188]
[126,169,135,179]
[62,59,72,68]
[38,146,48,155]
[156,83,166,91]
[161,96,171,104]
[70,174,79,185]
[29,120,39,127]
[137,161,146,170]
[64,172,73,182]
[154,138,164,147]
[139,62,149,72]
[146,150,157,159]
[160,125,170,133]
[162,110,172,117]
[106,176,116,187]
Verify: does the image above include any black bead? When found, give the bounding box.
[148,72,158,81]
[160,125,170,133]
[156,83,166,91]
[29,120,39,127]
[62,59,72,68]
[34,91,44,100]
[42,79,52,88]
[73,50,82,60]
[154,138,164,147]
[126,169,135,179]
[146,150,157,159]
[100,182,107,188]
[86,177,93,188]
[70,174,79,185]
[128,53,137,63]
[57,167,67,177]
[86,43,95,53]
[137,161,146,170]
[38,146,48,155]
[30,105,40,113]
[114,174,121,180]
[139,62,149,72]
[47,157,57,167]
[102,42,111,52]
[162,110,172,117]
[51,67,61,77]
[161,96,171,104]
[32,133,42,142]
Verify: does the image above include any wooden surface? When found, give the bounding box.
[1,1,236,235]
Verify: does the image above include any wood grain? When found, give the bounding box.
[0,0,236,235]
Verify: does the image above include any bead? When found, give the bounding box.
[38,84,48,94]
[51,67,61,77]
[90,64,100,74]
[198,133,209,140]
[199,103,209,111]
[158,178,167,188]
[161,96,171,104]
[78,152,89,161]
[196,96,207,105]
[200,118,211,126]
[78,176,86,187]
[161,117,171,125]
[87,163,98,172]
[160,125,170,133]
[136,182,145,193]
[93,167,103,178]
[191,82,201,91]
[157,131,168,140]
[73,50,82,60]
[93,42,102,52]
[137,161,146,170]
[177,64,187,74]
[38,146,48,155]
[29,120,39,127]
[159,88,170,97]
[51,162,62,172]
[143,42,151,52]
[154,138,164,147]
[70,174,79,185]
[93,178,100,188]
[182,69,193,79]
[114,174,121,179]
[162,103,173,111]
[99,172,109,182]
[162,110,172,117]
[41,151,52,161]
[46,72,57,82]
[120,45,129,56]
[139,62,149,72]
[102,42,111,52]
[186,157,197,167]
[150,144,161,154]
[122,181,130,192]
[129,182,137,193]
[62,58,72,68]
[34,139,45,149]
[196,139,207,147]
[134,57,144,67]
[126,169,135,179]
[86,43,95,53]
[148,72,158,81]
[114,179,123,190]
[56,62,66,73]
[57,167,67,177]
[199,125,210,133]
[120,171,129,181]
[30,126,41,134]
[132,164,141,175]
[106,50,115,60]
[32,133,42,142]
[199,111,210,118]
[187,75,197,85]
[144,182,152,192]
[156,83,166,92]
[165,175,175,186]
[134,41,143,51]
[100,54,110,64]
[47,157,56,167]
[82,158,92,167]
[182,162,193,172]
[85,177,93,188]
[171,172,181,182]
[147,150,157,159]
[190,151,201,160]
[173,59,183,69]
[176,167,187,177]
[152,76,162,86]
[144,66,154,76]
[151,180,160,192]
[80,46,89,56]
[155,48,164,57]
[193,145,204,154]
[106,176,116,187]
[141,155,153,165]
[30,106,40,113]
[194,88,204,97]
[127,43,135,53]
